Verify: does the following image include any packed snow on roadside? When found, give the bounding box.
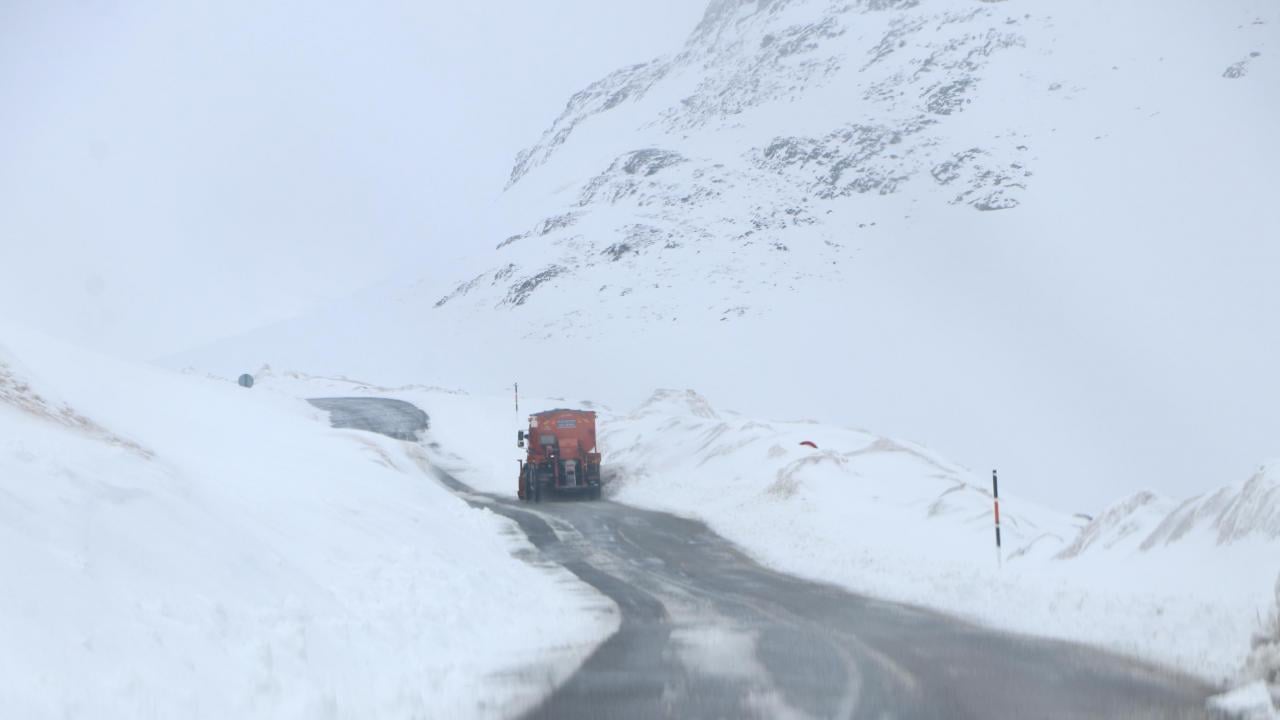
[1208,681,1279,720]
[0,327,614,720]
[1239,575,1280,713]
[244,368,572,500]
[599,390,1280,687]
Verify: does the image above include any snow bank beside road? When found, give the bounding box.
[244,369,532,498]
[1241,573,1280,711]
[1208,681,1279,720]
[0,329,612,720]
[601,390,1279,685]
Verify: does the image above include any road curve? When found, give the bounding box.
[308,397,428,440]
[311,397,1212,720]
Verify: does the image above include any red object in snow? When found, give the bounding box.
[518,409,603,502]
[799,441,818,449]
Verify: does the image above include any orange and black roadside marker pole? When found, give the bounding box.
[993,469,1003,568]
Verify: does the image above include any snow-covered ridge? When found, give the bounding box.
[1055,490,1171,558]
[1143,465,1280,547]
[608,388,1073,557]
[509,0,931,188]
[1062,464,1280,559]
[0,350,152,458]
[466,0,1042,315]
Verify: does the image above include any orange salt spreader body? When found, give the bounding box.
[517,409,603,501]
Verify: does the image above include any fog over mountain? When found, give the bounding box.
[175,0,1279,511]
[0,0,705,358]
[4,3,1280,714]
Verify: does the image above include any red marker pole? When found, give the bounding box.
[993,469,1003,568]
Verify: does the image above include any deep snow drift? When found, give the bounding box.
[0,327,614,719]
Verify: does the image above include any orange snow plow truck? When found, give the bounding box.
[517,409,602,501]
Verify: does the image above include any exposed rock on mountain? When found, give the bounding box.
[462,0,1052,315]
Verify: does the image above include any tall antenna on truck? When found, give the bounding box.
[515,382,519,414]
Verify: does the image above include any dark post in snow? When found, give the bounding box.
[515,382,524,484]
[992,469,1003,568]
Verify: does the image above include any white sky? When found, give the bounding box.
[0,0,707,358]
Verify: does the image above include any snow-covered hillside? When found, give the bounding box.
[0,327,613,719]
[173,0,1280,513]
[481,0,1276,311]
[1063,463,1280,558]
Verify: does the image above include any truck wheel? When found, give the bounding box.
[533,474,542,503]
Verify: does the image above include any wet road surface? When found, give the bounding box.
[311,397,1212,719]
[308,397,428,440]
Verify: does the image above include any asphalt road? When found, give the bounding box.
[311,397,1213,719]
[308,397,428,440]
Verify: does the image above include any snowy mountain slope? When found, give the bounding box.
[171,0,1280,513]
[1064,464,1280,558]
[447,0,1039,316]
[0,326,614,719]
[452,0,1277,316]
